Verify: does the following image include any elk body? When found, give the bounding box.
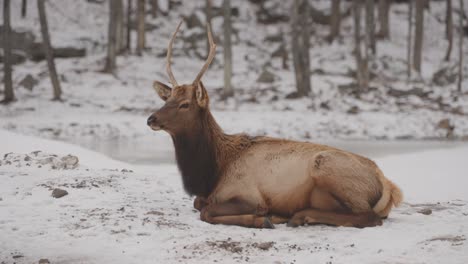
[147,22,402,229]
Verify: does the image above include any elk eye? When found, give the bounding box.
[179,102,190,109]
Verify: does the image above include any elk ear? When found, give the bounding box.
[153,81,172,101]
[195,81,209,108]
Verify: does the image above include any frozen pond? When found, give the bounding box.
[71,134,467,165]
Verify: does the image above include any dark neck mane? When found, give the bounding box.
[171,111,251,197]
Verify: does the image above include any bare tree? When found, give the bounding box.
[377,0,391,39]
[222,0,234,98]
[115,0,124,53]
[458,0,464,92]
[327,0,341,42]
[38,0,62,100]
[366,0,376,55]
[407,0,413,78]
[413,0,424,73]
[444,0,453,61]
[151,0,158,18]
[104,0,118,73]
[21,0,27,18]
[2,0,14,104]
[291,0,311,97]
[126,0,132,52]
[136,0,145,56]
[206,0,212,57]
[353,0,368,91]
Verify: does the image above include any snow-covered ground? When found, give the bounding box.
[1,129,467,264]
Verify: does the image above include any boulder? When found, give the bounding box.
[257,70,276,83]
[52,188,68,198]
[19,74,39,91]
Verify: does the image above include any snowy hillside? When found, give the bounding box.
[1,0,468,142]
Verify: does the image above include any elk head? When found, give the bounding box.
[147,21,217,136]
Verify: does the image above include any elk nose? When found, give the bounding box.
[147,115,156,126]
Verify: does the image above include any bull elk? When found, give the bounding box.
[147,21,402,229]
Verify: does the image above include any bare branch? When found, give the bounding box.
[193,23,217,84]
[166,20,182,87]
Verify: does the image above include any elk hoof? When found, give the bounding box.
[263,217,275,229]
[287,218,302,228]
[194,196,208,211]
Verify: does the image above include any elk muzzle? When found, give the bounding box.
[147,114,162,131]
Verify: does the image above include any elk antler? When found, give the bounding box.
[193,23,217,85]
[166,21,183,87]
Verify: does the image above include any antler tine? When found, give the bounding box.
[193,23,217,84]
[166,20,183,87]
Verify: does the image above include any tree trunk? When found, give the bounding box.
[407,0,413,78]
[115,0,124,54]
[327,0,341,42]
[126,0,132,52]
[366,0,376,55]
[105,0,118,72]
[38,0,62,101]
[21,0,27,18]
[151,0,158,18]
[377,0,391,39]
[223,0,234,98]
[458,0,464,93]
[2,0,14,103]
[353,0,368,91]
[444,0,453,61]
[206,0,212,57]
[291,0,312,97]
[413,0,424,73]
[136,0,145,56]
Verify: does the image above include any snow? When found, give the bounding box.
[1,129,468,263]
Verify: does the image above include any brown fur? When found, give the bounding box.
[148,23,402,228]
[148,83,403,228]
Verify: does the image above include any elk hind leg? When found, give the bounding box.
[287,209,382,228]
[201,198,274,229]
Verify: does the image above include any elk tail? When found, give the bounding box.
[372,168,403,217]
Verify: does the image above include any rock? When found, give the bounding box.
[255,242,275,250]
[347,106,360,114]
[19,74,39,91]
[38,259,50,264]
[436,118,455,138]
[60,155,79,169]
[285,91,302,99]
[437,118,453,130]
[52,188,68,198]
[257,70,276,83]
[418,208,432,215]
[432,66,457,86]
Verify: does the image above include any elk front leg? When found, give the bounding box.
[200,199,274,229]
[194,196,208,211]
